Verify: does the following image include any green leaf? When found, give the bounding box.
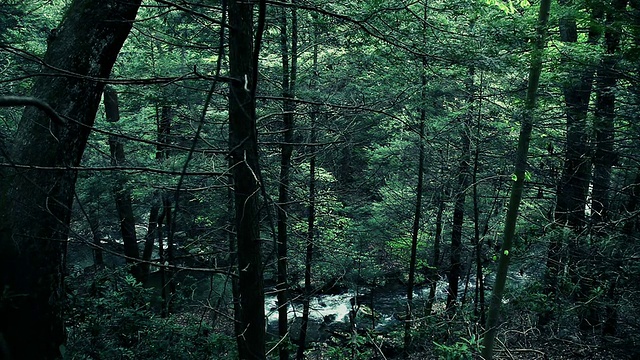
[511,173,517,181]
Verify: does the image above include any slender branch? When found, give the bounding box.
[0,96,66,125]
[154,0,231,28]
[1,46,233,85]
[0,163,228,176]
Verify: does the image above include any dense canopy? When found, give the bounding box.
[1,0,640,359]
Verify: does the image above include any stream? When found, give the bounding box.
[265,272,530,345]
[264,279,451,344]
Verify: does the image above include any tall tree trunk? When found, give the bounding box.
[110,143,141,275]
[276,3,297,358]
[482,0,551,357]
[403,55,427,354]
[228,0,266,358]
[585,0,628,334]
[592,0,626,229]
[295,116,317,360]
[472,100,485,323]
[141,105,172,285]
[296,12,318,359]
[446,71,473,313]
[105,86,142,281]
[540,0,603,328]
[160,105,176,313]
[471,72,488,324]
[156,105,176,305]
[0,1,141,358]
[553,0,602,229]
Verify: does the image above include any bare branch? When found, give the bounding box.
[0,96,66,125]
[0,163,228,177]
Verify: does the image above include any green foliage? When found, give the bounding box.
[485,0,530,15]
[322,338,374,360]
[434,335,482,360]
[507,280,550,314]
[66,268,235,360]
[4,0,640,356]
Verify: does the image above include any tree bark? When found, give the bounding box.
[541,0,603,328]
[0,0,141,358]
[553,0,601,229]
[157,106,172,160]
[473,126,485,324]
[426,195,444,315]
[585,0,628,334]
[228,0,266,358]
[403,54,426,354]
[296,12,319,358]
[90,215,104,268]
[163,195,174,314]
[482,0,551,357]
[296,111,318,360]
[105,86,142,281]
[446,68,474,312]
[141,200,160,282]
[276,3,297,358]
[592,0,626,229]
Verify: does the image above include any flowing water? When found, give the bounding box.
[264,279,450,344]
[264,272,530,345]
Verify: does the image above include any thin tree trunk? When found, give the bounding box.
[112,167,141,276]
[472,113,484,324]
[426,195,444,315]
[157,204,168,317]
[403,54,426,354]
[163,195,174,313]
[296,12,318,359]
[0,1,141,358]
[446,73,473,313]
[482,0,551,357]
[295,120,317,359]
[140,103,172,284]
[277,3,297,358]
[90,213,104,268]
[141,200,160,283]
[157,106,172,160]
[105,86,142,281]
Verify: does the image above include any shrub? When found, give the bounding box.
[65,267,235,359]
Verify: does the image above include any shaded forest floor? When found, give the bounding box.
[399,335,637,360]
[297,314,640,359]
[304,338,636,360]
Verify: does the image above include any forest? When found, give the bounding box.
[1,0,639,359]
